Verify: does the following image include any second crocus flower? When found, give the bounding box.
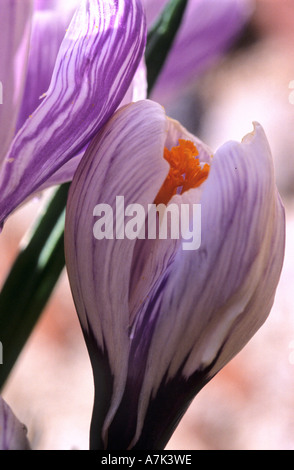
[143,0,254,100]
[65,100,285,449]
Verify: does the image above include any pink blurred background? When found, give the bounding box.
[1,0,294,450]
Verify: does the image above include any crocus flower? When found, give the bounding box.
[65,100,285,450]
[0,396,30,450]
[143,0,254,100]
[0,0,146,228]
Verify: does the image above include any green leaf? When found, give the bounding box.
[145,0,188,95]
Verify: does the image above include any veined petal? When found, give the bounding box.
[65,100,168,443]
[39,151,84,190]
[0,0,146,227]
[16,3,77,132]
[0,0,34,163]
[130,122,285,448]
[40,58,148,190]
[0,397,30,450]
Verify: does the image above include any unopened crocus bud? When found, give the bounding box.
[65,100,285,450]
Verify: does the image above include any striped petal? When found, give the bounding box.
[0,0,146,227]
[0,397,30,450]
[40,58,148,190]
[16,2,78,132]
[0,0,34,163]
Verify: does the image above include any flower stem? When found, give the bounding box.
[145,0,188,95]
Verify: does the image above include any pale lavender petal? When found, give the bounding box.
[0,0,146,227]
[65,100,168,441]
[0,397,30,450]
[130,123,285,447]
[143,0,253,100]
[120,58,148,107]
[0,0,34,163]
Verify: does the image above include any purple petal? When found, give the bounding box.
[0,0,34,163]
[16,3,77,132]
[0,396,30,450]
[39,151,84,189]
[35,0,57,9]
[0,0,146,227]
[40,59,148,190]
[144,0,253,100]
[34,0,80,11]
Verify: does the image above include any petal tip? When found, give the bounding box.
[241,121,264,144]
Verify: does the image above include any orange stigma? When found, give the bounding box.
[154,139,210,205]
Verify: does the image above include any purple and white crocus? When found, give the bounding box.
[65,100,285,449]
[0,0,146,228]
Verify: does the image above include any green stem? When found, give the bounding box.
[145,0,188,96]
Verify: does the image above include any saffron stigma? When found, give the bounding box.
[155,139,210,205]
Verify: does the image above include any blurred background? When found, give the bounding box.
[1,0,294,450]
